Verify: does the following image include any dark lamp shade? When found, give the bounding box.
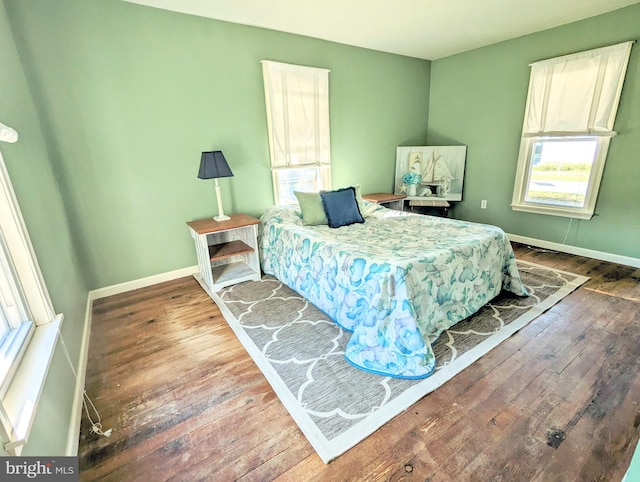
[198,151,234,179]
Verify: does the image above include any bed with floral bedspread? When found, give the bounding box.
[258,203,528,379]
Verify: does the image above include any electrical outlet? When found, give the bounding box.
[481,200,487,209]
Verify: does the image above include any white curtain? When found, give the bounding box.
[262,60,331,169]
[523,41,633,137]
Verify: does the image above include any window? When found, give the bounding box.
[521,136,604,208]
[0,122,62,455]
[262,61,331,204]
[0,237,35,398]
[512,41,633,219]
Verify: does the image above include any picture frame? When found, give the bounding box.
[394,146,467,202]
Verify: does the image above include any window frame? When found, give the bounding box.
[511,41,632,220]
[511,135,610,220]
[0,227,36,399]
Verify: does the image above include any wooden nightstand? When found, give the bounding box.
[187,214,261,298]
[362,193,407,211]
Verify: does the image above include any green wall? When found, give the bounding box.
[2,0,638,462]
[428,4,640,259]
[0,2,89,455]
[5,0,430,289]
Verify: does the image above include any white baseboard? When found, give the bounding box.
[508,234,640,268]
[66,295,93,456]
[66,264,199,454]
[89,265,199,301]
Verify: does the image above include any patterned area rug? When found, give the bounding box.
[213,260,588,463]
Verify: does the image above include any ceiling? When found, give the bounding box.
[124,0,639,60]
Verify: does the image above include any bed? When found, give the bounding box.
[258,200,527,379]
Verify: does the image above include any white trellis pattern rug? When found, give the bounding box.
[213,260,588,463]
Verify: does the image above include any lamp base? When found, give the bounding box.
[212,180,231,221]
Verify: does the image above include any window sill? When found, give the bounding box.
[511,202,594,220]
[2,314,63,455]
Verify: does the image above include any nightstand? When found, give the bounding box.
[362,193,407,211]
[187,214,261,298]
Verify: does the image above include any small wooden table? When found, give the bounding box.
[187,214,261,297]
[362,193,406,211]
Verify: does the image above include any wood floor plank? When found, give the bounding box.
[78,244,640,481]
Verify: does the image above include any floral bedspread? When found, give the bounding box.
[258,203,528,379]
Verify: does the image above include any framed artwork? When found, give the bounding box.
[394,146,467,201]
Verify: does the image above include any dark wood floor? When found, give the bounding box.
[78,243,640,481]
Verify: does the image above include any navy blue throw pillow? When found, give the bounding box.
[320,187,365,228]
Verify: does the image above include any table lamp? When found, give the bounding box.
[198,150,234,221]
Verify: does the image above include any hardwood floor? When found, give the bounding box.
[78,244,640,481]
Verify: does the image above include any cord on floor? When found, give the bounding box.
[58,328,113,439]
